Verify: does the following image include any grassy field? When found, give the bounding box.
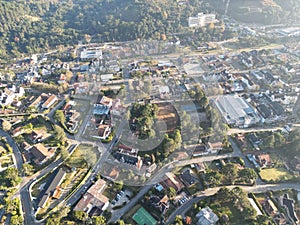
[65,144,100,168]
[259,167,294,182]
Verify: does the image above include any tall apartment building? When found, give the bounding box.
[188,13,218,27]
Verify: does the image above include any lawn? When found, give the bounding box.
[259,167,294,182]
[65,144,100,168]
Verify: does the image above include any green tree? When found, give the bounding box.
[54,110,66,125]
[60,146,69,160]
[1,167,21,187]
[73,210,88,222]
[92,216,106,225]
[221,163,238,184]
[22,163,35,176]
[238,168,258,183]
[10,215,23,225]
[46,217,61,225]
[166,187,177,198]
[117,220,125,225]
[173,129,182,150]
[53,124,66,144]
[264,134,275,149]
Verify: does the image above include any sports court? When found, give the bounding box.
[132,207,157,225]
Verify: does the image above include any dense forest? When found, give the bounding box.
[209,0,300,24]
[0,0,299,59]
[0,0,205,59]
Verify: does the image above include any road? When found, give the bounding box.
[109,134,261,223]
[0,129,23,171]
[108,163,173,223]
[166,182,300,224]
[66,118,127,207]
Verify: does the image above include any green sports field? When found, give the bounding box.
[132,207,157,225]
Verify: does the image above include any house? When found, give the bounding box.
[180,169,197,187]
[196,207,219,225]
[150,195,170,214]
[74,82,89,95]
[27,130,52,143]
[248,133,262,146]
[206,141,222,153]
[255,153,273,168]
[28,96,42,108]
[93,104,110,115]
[161,172,184,193]
[193,144,208,157]
[97,124,111,139]
[263,199,279,215]
[100,74,114,82]
[42,95,58,109]
[96,95,113,107]
[74,179,109,216]
[173,192,189,205]
[279,193,299,224]
[12,127,25,137]
[38,168,66,208]
[29,143,55,165]
[0,85,25,106]
[28,93,49,109]
[114,152,143,169]
[57,74,66,84]
[0,88,14,106]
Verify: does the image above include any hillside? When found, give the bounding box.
[207,0,300,24]
[0,0,299,59]
[0,0,205,59]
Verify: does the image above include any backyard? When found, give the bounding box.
[259,167,294,182]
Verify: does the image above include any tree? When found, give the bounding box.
[54,110,66,125]
[10,215,23,225]
[73,210,88,222]
[216,187,232,202]
[1,119,12,131]
[114,181,123,191]
[163,135,175,157]
[166,187,177,198]
[175,215,183,225]
[53,125,66,143]
[46,217,61,225]
[256,215,274,225]
[173,129,182,150]
[264,134,275,149]
[60,146,69,160]
[239,168,258,183]
[92,216,106,225]
[221,163,238,184]
[2,167,21,187]
[22,163,35,176]
[117,220,125,225]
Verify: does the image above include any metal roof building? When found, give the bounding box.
[214,95,260,128]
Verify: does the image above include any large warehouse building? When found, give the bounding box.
[214,95,260,128]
